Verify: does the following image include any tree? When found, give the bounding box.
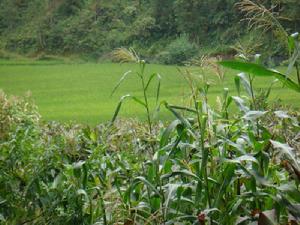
[151,0,177,37]
[174,0,207,43]
[56,0,85,17]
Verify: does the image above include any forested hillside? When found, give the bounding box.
[0,0,299,64]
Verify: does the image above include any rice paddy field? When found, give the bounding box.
[0,59,299,124]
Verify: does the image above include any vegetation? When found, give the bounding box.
[1,0,300,224]
[1,32,300,224]
[0,0,299,64]
[0,59,299,124]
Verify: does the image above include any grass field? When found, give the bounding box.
[0,59,299,124]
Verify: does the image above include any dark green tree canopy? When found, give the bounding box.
[0,0,299,62]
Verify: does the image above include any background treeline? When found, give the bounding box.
[0,0,299,64]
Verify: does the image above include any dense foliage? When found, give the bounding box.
[1,47,300,224]
[0,0,299,63]
[1,1,300,224]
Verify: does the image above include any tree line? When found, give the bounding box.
[0,0,299,63]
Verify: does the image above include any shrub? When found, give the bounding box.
[0,91,40,140]
[5,35,38,54]
[157,35,198,65]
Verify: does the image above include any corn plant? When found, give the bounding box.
[1,43,300,225]
[110,48,161,154]
[106,46,300,224]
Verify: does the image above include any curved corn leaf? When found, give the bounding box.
[238,73,252,96]
[160,119,181,147]
[232,96,249,113]
[164,102,192,129]
[219,60,300,92]
[219,60,275,76]
[164,184,180,219]
[132,176,161,197]
[161,170,201,181]
[156,74,161,104]
[131,96,146,108]
[168,104,197,114]
[225,155,259,164]
[111,94,131,123]
[242,110,267,120]
[110,70,132,97]
[145,73,157,91]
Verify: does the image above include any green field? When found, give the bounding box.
[0,59,299,124]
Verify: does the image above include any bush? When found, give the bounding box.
[0,49,14,59]
[5,35,38,54]
[157,35,198,65]
[0,91,40,140]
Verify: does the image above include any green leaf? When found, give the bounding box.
[238,73,252,97]
[265,79,278,98]
[270,140,298,167]
[110,70,131,97]
[52,173,63,189]
[150,196,161,212]
[242,111,267,120]
[286,39,300,75]
[145,73,157,91]
[288,35,296,54]
[161,170,201,181]
[164,102,192,129]
[278,184,300,203]
[73,161,85,178]
[156,73,161,104]
[0,214,5,222]
[274,110,290,119]
[111,94,130,123]
[168,104,197,114]
[132,176,161,197]
[77,189,89,202]
[219,60,275,76]
[225,155,259,164]
[214,164,236,207]
[73,161,85,169]
[131,96,146,108]
[160,119,181,147]
[229,199,243,216]
[232,96,249,113]
[234,76,241,96]
[164,184,180,218]
[219,60,300,92]
[273,73,300,93]
[276,196,300,220]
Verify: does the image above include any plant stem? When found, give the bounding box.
[203,91,212,209]
[296,62,300,85]
[138,62,155,155]
[141,76,152,135]
[99,189,107,225]
[248,74,256,110]
[139,62,153,135]
[193,91,211,209]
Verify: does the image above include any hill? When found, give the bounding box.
[0,0,299,64]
